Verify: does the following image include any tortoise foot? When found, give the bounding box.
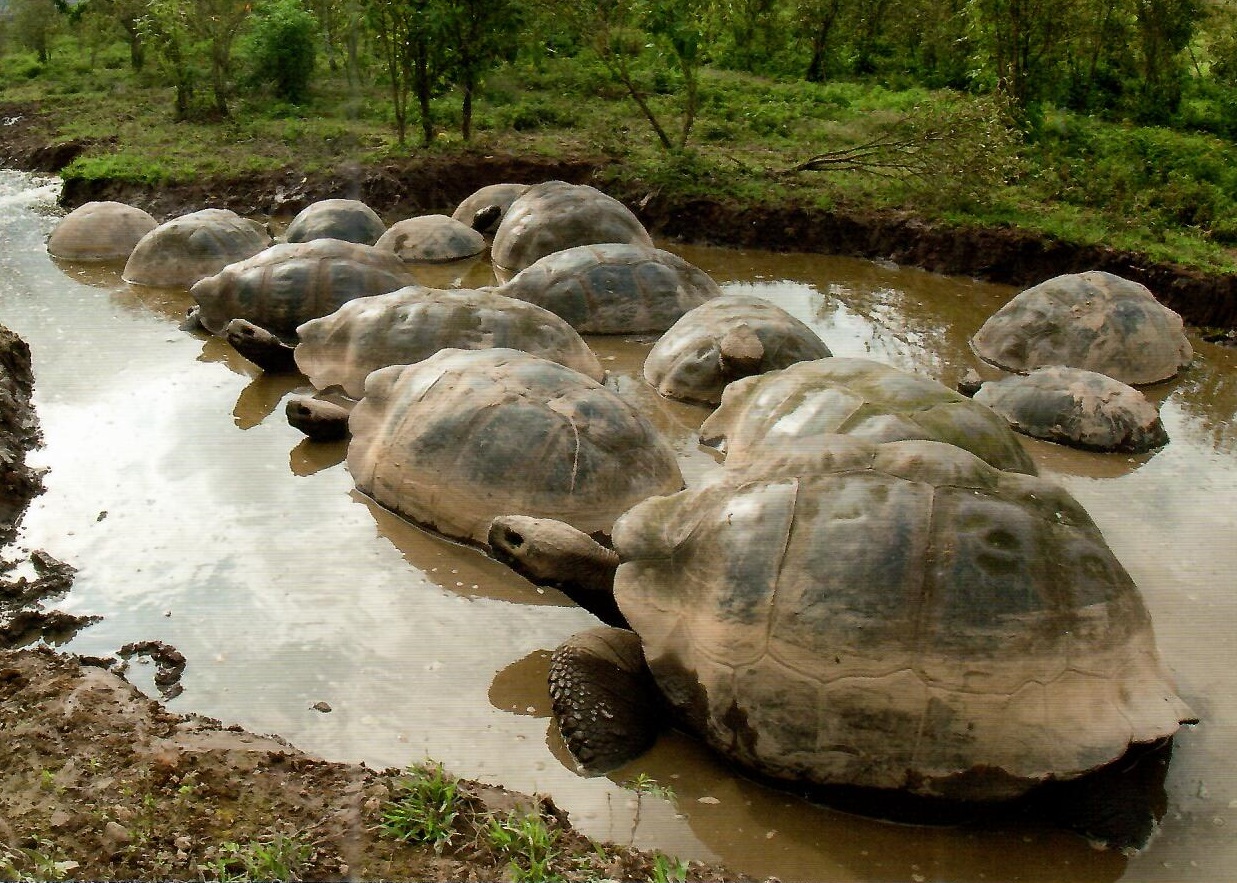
[549,626,660,772]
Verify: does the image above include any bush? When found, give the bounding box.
[241,0,319,104]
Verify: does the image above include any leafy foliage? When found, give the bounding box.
[242,0,320,103]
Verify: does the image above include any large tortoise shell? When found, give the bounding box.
[294,286,605,398]
[347,348,683,545]
[700,357,1038,475]
[612,436,1191,799]
[190,239,412,337]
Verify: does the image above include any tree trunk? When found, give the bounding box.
[416,51,433,147]
[462,84,473,141]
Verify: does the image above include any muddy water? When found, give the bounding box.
[2,169,1236,882]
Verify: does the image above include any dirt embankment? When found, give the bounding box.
[5,99,1235,333]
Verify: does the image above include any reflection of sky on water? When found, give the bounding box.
[3,172,1237,881]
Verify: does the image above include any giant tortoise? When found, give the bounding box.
[971,271,1193,386]
[496,436,1192,804]
[699,356,1038,475]
[347,348,683,546]
[497,243,722,334]
[293,285,606,399]
[973,366,1170,454]
[644,293,832,405]
[451,183,531,235]
[284,198,386,245]
[375,214,486,263]
[189,239,413,371]
[47,201,157,262]
[123,208,272,289]
[491,181,653,275]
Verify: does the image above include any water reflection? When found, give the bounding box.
[5,171,1237,883]
[47,256,127,290]
[288,437,347,477]
[354,490,572,608]
[231,373,308,430]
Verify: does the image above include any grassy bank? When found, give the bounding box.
[5,35,1237,275]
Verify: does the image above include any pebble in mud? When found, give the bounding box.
[311,701,332,713]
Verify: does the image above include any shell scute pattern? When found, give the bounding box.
[491,180,654,274]
[974,366,1169,453]
[498,243,722,334]
[294,287,604,398]
[346,348,683,545]
[285,199,386,245]
[645,294,832,404]
[190,239,412,337]
[123,208,272,289]
[611,437,1190,799]
[48,201,157,262]
[971,271,1192,385]
[701,357,1038,476]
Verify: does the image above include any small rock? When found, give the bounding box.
[102,820,131,849]
[49,809,72,828]
[696,795,720,805]
[174,835,192,850]
[311,701,332,713]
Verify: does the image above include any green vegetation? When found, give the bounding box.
[203,830,314,882]
[379,762,468,852]
[0,839,78,882]
[3,0,1237,271]
[650,851,691,883]
[484,810,562,883]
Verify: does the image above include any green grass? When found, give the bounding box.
[203,830,314,882]
[483,810,562,883]
[0,839,79,882]
[379,762,467,853]
[7,33,1237,272]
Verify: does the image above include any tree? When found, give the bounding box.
[308,0,365,85]
[796,0,851,82]
[1133,0,1202,122]
[714,0,784,73]
[244,0,320,103]
[140,0,251,117]
[546,0,710,151]
[643,0,712,149]
[90,0,148,69]
[438,0,520,141]
[366,0,448,146]
[9,0,62,63]
[964,0,1076,125]
[196,0,253,116]
[138,0,197,119]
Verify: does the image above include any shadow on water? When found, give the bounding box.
[352,489,583,608]
[289,437,347,476]
[231,372,310,430]
[47,256,127,290]
[489,637,1171,882]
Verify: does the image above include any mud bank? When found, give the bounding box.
[48,157,1237,331]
